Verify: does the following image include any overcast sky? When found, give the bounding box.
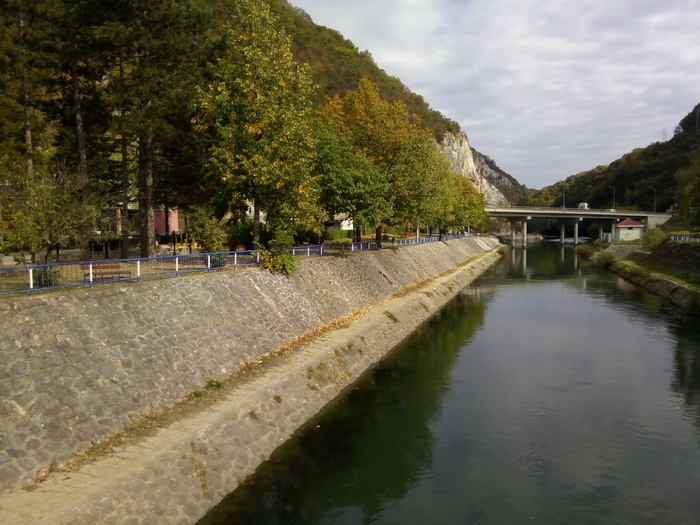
[289,0,700,189]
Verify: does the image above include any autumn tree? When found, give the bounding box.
[196,0,320,246]
[320,77,478,241]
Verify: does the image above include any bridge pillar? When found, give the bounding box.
[522,220,528,247]
[510,221,516,245]
[574,222,579,245]
[598,224,604,241]
[560,223,566,245]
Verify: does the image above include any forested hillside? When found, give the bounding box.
[265,0,462,141]
[521,103,700,225]
[0,0,486,264]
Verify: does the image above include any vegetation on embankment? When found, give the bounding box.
[582,240,700,315]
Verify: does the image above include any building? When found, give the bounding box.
[613,218,644,242]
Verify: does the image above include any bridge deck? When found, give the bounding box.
[485,205,672,223]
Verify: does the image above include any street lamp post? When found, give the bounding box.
[650,188,656,213]
[608,185,616,211]
[562,185,566,209]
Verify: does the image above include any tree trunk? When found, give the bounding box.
[71,47,91,259]
[375,225,382,245]
[252,199,261,247]
[19,14,34,180]
[120,132,130,258]
[138,129,156,258]
[119,53,130,259]
[22,67,34,180]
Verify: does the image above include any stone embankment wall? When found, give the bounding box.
[590,241,700,315]
[616,242,700,315]
[0,236,501,504]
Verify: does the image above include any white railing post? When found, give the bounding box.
[307,247,310,257]
[207,254,211,269]
[234,252,237,267]
[89,263,94,283]
[175,256,179,275]
[137,260,141,279]
[28,268,34,291]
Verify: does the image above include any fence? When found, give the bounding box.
[0,233,474,296]
[670,234,700,242]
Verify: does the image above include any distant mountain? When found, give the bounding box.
[521,103,700,213]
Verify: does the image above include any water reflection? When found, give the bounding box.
[200,245,700,524]
[671,317,700,418]
[198,294,486,525]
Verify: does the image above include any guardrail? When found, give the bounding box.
[0,233,475,296]
[670,234,700,242]
[484,205,670,215]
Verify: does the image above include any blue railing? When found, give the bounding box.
[670,234,700,242]
[0,233,476,296]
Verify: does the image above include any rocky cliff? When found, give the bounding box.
[438,132,524,205]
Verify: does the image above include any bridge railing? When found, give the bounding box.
[0,233,477,296]
[484,205,669,215]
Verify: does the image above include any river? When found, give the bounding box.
[198,245,700,525]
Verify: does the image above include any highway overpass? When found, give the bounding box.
[485,205,673,246]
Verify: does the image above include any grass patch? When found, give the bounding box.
[623,259,700,288]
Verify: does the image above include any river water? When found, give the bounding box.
[199,245,700,525]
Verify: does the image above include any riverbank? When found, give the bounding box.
[589,241,700,315]
[0,236,502,524]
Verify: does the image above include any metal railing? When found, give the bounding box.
[0,233,476,296]
[484,205,670,215]
[670,234,700,242]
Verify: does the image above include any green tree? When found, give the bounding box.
[98,0,215,257]
[196,0,320,246]
[0,166,99,263]
[187,206,226,253]
[676,146,700,224]
[312,117,389,240]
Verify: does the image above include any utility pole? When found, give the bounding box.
[608,186,616,211]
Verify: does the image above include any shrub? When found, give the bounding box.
[226,220,274,250]
[210,253,228,268]
[324,229,353,241]
[595,251,616,269]
[33,266,60,288]
[256,246,300,275]
[643,227,667,251]
[188,207,226,252]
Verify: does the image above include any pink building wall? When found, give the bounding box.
[154,210,180,234]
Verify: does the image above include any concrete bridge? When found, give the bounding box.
[485,205,673,246]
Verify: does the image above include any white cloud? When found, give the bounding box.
[291,0,700,188]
